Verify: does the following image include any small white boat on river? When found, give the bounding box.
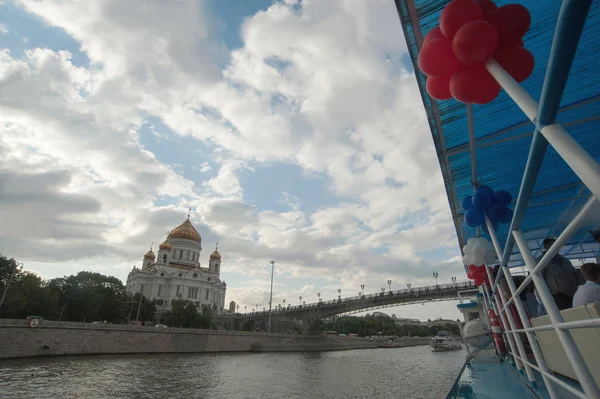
[430,332,462,352]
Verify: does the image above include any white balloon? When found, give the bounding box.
[476,237,488,247]
[463,237,492,266]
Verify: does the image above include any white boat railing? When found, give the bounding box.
[466,2,600,398]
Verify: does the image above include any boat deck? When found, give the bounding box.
[448,349,582,399]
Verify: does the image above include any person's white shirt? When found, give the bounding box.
[572,281,600,308]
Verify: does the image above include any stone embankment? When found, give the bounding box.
[0,319,431,359]
[0,318,287,359]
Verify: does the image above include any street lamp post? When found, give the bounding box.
[360,284,365,296]
[387,280,392,292]
[451,277,457,284]
[433,272,439,285]
[236,304,240,314]
[0,261,23,310]
[299,296,302,305]
[381,288,385,294]
[268,260,275,333]
[244,306,247,314]
[407,283,411,289]
[337,289,341,301]
[358,291,362,297]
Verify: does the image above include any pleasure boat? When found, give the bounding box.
[430,332,462,352]
[394,0,600,398]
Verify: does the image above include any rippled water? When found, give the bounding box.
[0,346,465,399]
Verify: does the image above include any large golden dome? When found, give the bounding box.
[210,250,221,260]
[168,217,201,242]
[144,249,155,259]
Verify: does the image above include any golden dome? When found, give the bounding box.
[210,250,221,260]
[159,240,172,250]
[144,249,155,259]
[168,217,201,242]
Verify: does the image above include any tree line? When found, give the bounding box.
[0,255,212,328]
[322,314,460,337]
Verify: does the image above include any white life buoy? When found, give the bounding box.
[29,319,40,328]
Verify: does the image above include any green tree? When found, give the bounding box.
[47,271,129,323]
[0,255,58,319]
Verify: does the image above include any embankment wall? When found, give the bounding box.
[0,319,288,359]
[0,319,432,359]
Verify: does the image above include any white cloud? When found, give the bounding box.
[0,0,465,319]
[0,24,7,34]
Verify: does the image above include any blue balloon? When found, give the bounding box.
[472,190,492,211]
[496,207,514,224]
[461,195,474,211]
[478,185,494,197]
[481,219,499,235]
[465,208,484,227]
[493,190,512,207]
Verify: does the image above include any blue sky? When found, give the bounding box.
[0,0,466,321]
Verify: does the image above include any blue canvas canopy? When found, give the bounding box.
[394,0,600,268]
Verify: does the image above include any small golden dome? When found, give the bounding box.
[168,217,201,242]
[159,240,172,250]
[210,250,221,260]
[144,249,155,259]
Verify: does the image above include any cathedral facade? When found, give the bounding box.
[125,215,227,315]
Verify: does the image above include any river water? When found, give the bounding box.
[0,346,464,399]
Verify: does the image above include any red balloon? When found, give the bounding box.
[452,20,499,65]
[467,270,476,279]
[474,275,484,286]
[499,36,524,48]
[489,4,531,40]
[494,46,535,82]
[468,264,478,272]
[474,82,501,104]
[475,0,497,21]
[440,0,483,39]
[450,65,497,103]
[418,38,461,77]
[426,76,452,100]
[423,27,445,47]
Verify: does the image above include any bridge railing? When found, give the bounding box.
[239,281,474,317]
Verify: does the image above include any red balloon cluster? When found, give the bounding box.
[467,264,490,286]
[418,0,534,104]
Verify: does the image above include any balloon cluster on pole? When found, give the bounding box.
[462,185,513,234]
[418,0,534,104]
[462,237,496,286]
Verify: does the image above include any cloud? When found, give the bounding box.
[0,24,7,34]
[1,0,465,319]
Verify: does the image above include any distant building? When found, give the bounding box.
[125,214,227,315]
[229,301,236,314]
[372,312,391,318]
[394,318,422,326]
[427,318,458,325]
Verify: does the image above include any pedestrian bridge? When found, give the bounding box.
[227,281,477,334]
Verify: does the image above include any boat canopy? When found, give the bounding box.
[394,0,600,268]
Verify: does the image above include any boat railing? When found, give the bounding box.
[470,2,600,398]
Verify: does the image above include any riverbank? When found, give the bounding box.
[0,319,431,359]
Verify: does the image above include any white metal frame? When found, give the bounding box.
[465,46,600,399]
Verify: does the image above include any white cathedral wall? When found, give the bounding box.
[126,268,227,315]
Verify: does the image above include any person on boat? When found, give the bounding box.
[572,263,600,308]
[591,228,600,264]
[535,238,585,311]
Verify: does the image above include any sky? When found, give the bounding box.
[0,0,468,321]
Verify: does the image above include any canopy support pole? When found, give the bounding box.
[484,0,593,295]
